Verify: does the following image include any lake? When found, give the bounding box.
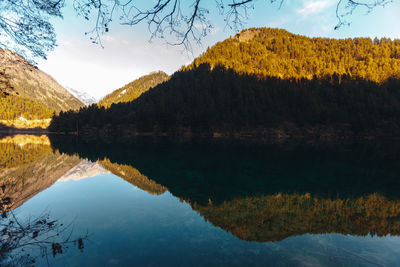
[1,134,400,266]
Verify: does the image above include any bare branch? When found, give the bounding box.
[0,210,88,266]
[0,0,65,61]
[335,0,393,29]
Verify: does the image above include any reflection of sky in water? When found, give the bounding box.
[14,174,400,267]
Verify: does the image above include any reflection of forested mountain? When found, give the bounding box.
[0,135,81,212]
[51,137,400,201]
[193,193,400,242]
[51,137,400,241]
[99,159,167,195]
[0,135,52,169]
[0,135,168,213]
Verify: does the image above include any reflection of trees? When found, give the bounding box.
[0,135,81,212]
[192,193,400,242]
[0,136,52,169]
[0,135,88,265]
[99,159,167,195]
[51,137,400,241]
[51,137,400,202]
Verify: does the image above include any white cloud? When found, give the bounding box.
[297,0,333,16]
[37,32,198,99]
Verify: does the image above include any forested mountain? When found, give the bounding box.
[98,71,169,108]
[50,28,400,137]
[0,49,84,121]
[0,93,53,120]
[187,28,400,82]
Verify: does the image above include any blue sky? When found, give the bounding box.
[37,0,400,99]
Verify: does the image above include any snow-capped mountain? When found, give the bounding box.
[66,87,98,106]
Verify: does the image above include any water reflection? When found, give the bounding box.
[99,159,167,195]
[2,134,400,265]
[0,135,81,212]
[0,210,87,266]
[50,136,400,242]
[0,135,87,266]
[58,159,110,182]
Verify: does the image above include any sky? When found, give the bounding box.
[36,0,400,100]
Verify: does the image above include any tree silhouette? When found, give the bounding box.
[0,0,393,59]
[0,0,64,60]
[0,210,87,266]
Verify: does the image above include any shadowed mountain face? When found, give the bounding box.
[0,49,84,113]
[50,136,400,242]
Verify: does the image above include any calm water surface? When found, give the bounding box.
[1,135,400,266]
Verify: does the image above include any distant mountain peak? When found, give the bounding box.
[66,87,98,106]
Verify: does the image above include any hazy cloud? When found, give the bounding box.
[297,0,333,16]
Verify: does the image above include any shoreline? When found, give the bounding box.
[0,127,49,135]
[52,125,400,142]
[2,124,399,141]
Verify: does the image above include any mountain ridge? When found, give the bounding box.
[98,71,169,108]
[0,48,84,114]
[186,27,400,82]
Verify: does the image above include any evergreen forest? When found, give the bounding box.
[0,93,53,120]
